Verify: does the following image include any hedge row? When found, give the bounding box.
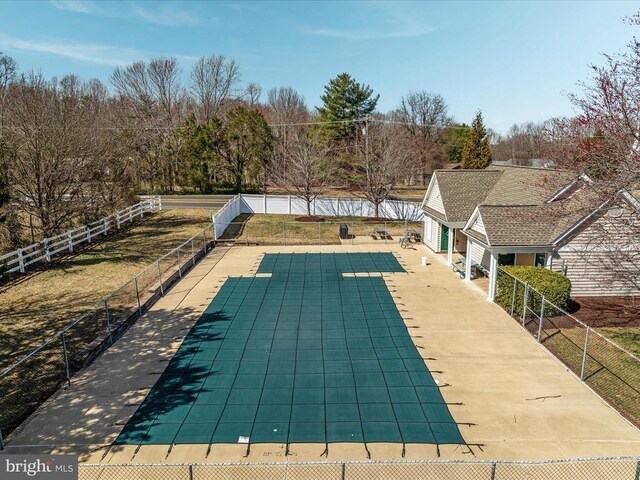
[495,266,572,317]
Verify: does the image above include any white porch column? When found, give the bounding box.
[447,227,455,266]
[487,251,498,301]
[464,237,473,282]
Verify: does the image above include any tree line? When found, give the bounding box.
[0,53,494,247]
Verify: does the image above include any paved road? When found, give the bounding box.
[144,195,234,210]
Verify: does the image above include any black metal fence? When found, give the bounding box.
[495,267,640,428]
[0,224,216,447]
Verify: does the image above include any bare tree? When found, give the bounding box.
[4,73,103,237]
[491,120,553,162]
[189,55,241,122]
[271,127,331,215]
[544,13,640,299]
[396,91,453,184]
[111,58,186,192]
[244,82,262,106]
[353,122,409,217]
[266,87,309,185]
[0,52,17,134]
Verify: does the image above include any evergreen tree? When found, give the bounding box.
[316,73,379,143]
[213,107,273,192]
[170,113,220,193]
[461,112,492,169]
[444,123,471,163]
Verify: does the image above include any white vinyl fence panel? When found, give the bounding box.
[211,194,423,239]
[0,197,161,275]
[212,194,242,240]
[236,194,423,220]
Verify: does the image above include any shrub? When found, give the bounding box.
[495,266,571,317]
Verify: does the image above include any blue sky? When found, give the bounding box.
[0,0,637,132]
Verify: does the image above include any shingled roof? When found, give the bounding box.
[432,170,502,223]
[424,165,572,225]
[423,165,601,247]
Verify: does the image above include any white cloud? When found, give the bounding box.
[132,4,212,27]
[302,2,437,40]
[0,35,197,67]
[303,26,435,40]
[50,0,214,28]
[49,0,96,14]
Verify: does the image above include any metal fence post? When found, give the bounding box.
[61,332,71,386]
[104,300,113,345]
[0,427,4,451]
[537,296,545,342]
[177,249,182,278]
[490,462,497,480]
[134,277,142,315]
[522,283,529,327]
[384,221,388,245]
[340,463,346,480]
[116,212,121,229]
[157,261,164,295]
[634,459,640,480]
[191,238,196,266]
[318,223,321,245]
[188,464,194,480]
[103,218,108,235]
[510,277,517,317]
[580,327,590,380]
[283,222,287,246]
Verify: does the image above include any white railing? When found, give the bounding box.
[238,194,423,220]
[0,197,162,275]
[211,194,242,240]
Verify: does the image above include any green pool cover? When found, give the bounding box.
[115,253,463,447]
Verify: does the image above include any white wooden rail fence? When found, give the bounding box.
[0,197,162,275]
[211,194,423,240]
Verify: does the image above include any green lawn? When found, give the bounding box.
[220,213,421,245]
[539,323,640,427]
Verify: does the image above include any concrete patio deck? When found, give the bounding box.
[3,244,639,464]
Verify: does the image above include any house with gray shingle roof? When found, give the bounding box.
[421,165,640,300]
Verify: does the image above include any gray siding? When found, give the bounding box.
[554,204,640,296]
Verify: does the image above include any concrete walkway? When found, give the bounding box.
[3,244,639,464]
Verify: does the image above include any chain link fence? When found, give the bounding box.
[495,267,640,428]
[0,224,215,448]
[78,457,640,480]
[218,220,422,247]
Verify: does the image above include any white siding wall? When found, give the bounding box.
[469,241,491,269]
[422,215,441,252]
[469,213,486,236]
[554,204,640,296]
[425,177,445,214]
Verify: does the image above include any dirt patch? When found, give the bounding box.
[563,296,640,328]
